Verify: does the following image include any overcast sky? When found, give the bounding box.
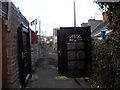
[11,0,103,36]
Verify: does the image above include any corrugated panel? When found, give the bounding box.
[1,1,29,27]
[11,2,29,27]
[2,2,8,19]
[11,2,20,19]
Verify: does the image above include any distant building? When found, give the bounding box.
[91,11,111,39]
[88,19,103,33]
[81,11,111,39]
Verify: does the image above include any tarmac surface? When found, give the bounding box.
[26,45,92,88]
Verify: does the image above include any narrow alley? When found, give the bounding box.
[2,0,119,89]
[26,45,91,88]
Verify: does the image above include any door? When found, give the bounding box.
[18,24,32,88]
[57,27,92,77]
[0,18,2,89]
[2,20,8,88]
[0,2,2,88]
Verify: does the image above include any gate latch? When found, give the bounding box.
[58,50,60,54]
[22,52,25,59]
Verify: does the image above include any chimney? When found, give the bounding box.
[103,11,108,21]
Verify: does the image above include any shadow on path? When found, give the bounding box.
[27,45,91,88]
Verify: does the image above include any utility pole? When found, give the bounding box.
[74,0,76,27]
[38,17,41,40]
[39,20,41,36]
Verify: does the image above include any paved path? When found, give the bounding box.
[26,45,91,88]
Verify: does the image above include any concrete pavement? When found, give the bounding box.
[26,45,92,88]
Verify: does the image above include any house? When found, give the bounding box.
[81,11,111,39]
[88,19,103,33]
[91,20,110,39]
[81,19,103,33]
[1,2,32,88]
[91,11,111,39]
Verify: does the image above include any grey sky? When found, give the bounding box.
[11,0,103,36]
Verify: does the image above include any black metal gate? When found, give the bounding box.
[57,27,92,77]
[18,24,32,88]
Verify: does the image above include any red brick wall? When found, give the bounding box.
[4,3,30,88]
[6,11,21,88]
[31,30,38,44]
[2,2,31,88]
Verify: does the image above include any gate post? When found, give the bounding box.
[0,0,2,88]
[0,11,2,89]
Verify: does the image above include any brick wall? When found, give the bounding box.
[31,31,38,66]
[6,6,21,88]
[31,44,39,66]
[1,2,31,88]
[3,2,30,88]
[31,30,38,44]
[30,31,46,68]
[31,41,45,69]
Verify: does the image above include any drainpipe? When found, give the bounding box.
[7,2,11,32]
